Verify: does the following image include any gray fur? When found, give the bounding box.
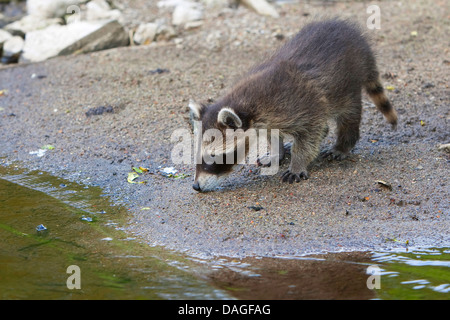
[190,18,397,191]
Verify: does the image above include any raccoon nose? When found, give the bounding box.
[192,181,201,192]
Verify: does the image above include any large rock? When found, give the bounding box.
[2,36,25,64]
[3,14,63,37]
[241,0,279,18]
[27,0,86,18]
[21,20,129,62]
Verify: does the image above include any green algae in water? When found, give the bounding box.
[0,166,230,300]
[371,248,450,300]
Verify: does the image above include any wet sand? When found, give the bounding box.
[0,1,448,259]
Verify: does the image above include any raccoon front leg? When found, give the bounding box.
[281,132,321,183]
[257,135,286,167]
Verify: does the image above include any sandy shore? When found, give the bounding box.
[1,0,448,258]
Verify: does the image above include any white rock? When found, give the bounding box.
[86,0,123,23]
[2,36,25,62]
[155,23,177,41]
[133,23,158,45]
[27,0,86,18]
[4,15,63,37]
[241,0,279,18]
[184,20,204,30]
[202,0,229,8]
[0,29,12,47]
[438,143,450,153]
[157,0,193,9]
[21,20,129,62]
[172,2,203,25]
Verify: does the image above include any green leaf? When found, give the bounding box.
[41,145,55,150]
[132,167,143,174]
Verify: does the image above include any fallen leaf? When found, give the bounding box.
[127,171,139,183]
[173,173,191,179]
[132,166,143,173]
[386,86,395,91]
[420,120,425,126]
[41,144,55,150]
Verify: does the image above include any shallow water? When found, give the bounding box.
[0,164,448,300]
[0,165,230,300]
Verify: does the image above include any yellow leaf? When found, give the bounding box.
[127,172,139,183]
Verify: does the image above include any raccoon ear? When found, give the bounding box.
[188,99,203,120]
[217,107,242,129]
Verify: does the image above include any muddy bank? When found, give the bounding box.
[0,1,448,259]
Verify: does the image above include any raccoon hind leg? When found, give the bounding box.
[321,97,362,160]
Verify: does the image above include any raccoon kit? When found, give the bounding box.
[189,19,397,192]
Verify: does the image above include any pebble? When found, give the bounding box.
[1,35,24,64]
[133,23,158,45]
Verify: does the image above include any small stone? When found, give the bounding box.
[156,24,177,41]
[133,23,158,45]
[172,2,203,26]
[36,224,47,232]
[2,36,24,64]
[85,105,114,117]
[184,20,204,30]
[438,143,450,153]
[241,0,279,18]
[86,0,123,23]
[0,29,13,48]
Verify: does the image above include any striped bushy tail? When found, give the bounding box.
[365,80,398,129]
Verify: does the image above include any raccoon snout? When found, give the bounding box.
[192,181,201,192]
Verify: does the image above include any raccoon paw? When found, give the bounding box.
[257,153,287,167]
[281,170,309,184]
[256,154,272,167]
[320,149,348,161]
